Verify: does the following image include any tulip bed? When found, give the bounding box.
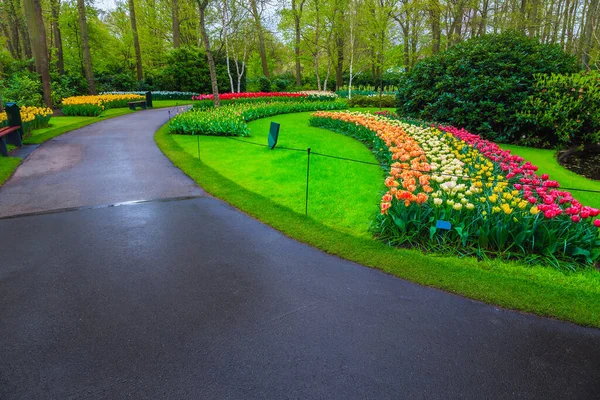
[170,99,346,137]
[61,94,145,116]
[192,92,339,110]
[310,111,600,270]
[0,106,53,133]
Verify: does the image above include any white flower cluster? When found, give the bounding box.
[296,91,338,98]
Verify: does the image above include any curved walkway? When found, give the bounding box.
[0,109,599,399]
[0,107,202,217]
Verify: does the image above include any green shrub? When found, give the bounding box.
[519,71,600,148]
[396,32,578,143]
[273,78,289,91]
[170,99,347,136]
[258,76,271,92]
[0,72,43,107]
[349,94,395,108]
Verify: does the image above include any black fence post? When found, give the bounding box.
[305,148,311,216]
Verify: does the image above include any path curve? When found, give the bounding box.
[0,107,203,217]
[0,109,599,399]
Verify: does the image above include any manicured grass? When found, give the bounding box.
[172,112,384,236]
[24,108,135,145]
[153,99,193,108]
[501,144,600,209]
[156,111,600,328]
[0,156,21,187]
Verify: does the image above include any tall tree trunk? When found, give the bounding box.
[314,0,321,90]
[128,0,143,81]
[77,0,96,94]
[50,0,64,74]
[560,0,571,47]
[19,15,31,59]
[23,0,52,107]
[581,0,599,68]
[222,0,234,92]
[198,0,220,107]
[430,0,441,54]
[335,34,343,89]
[292,0,306,86]
[249,0,269,78]
[172,0,180,48]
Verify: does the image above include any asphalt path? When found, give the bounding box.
[0,109,599,399]
[0,107,201,217]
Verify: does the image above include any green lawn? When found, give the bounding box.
[501,144,600,209]
[0,156,21,186]
[172,112,385,236]
[157,110,600,328]
[152,99,194,108]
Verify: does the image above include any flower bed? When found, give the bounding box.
[101,91,198,100]
[310,111,600,270]
[61,94,145,116]
[1,106,53,133]
[170,100,346,137]
[192,91,337,107]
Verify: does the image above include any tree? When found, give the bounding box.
[128,0,143,81]
[581,0,599,68]
[197,0,220,106]
[291,0,306,86]
[248,0,269,78]
[50,0,65,74]
[77,0,96,94]
[172,0,181,48]
[22,0,52,107]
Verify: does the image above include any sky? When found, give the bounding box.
[95,0,117,11]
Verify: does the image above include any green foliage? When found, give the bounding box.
[192,94,343,110]
[170,99,347,136]
[349,94,395,108]
[0,72,43,107]
[396,32,578,143]
[258,76,271,92]
[273,78,289,91]
[519,71,600,148]
[62,104,104,117]
[154,47,245,93]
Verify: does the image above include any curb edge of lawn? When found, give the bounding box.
[155,122,600,329]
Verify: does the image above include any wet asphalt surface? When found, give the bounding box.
[1,109,599,399]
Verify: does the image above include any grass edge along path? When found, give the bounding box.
[0,156,21,187]
[155,122,600,328]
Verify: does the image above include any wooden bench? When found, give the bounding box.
[128,101,147,110]
[0,125,22,157]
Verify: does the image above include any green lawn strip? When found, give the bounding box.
[0,156,21,187]
[156,119,600,328]
[24,108,135,145]
[172,112,384,236]
[152,100,194,109]
[501,143,600,209]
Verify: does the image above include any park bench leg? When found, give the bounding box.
[0,137,8,157]
[129,104,136,111]
[6,130,22,147]
[141,103,147,109]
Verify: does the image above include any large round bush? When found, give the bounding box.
[395,32,578,143]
